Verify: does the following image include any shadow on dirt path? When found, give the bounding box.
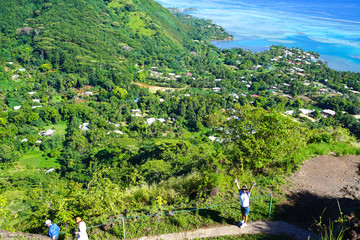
[197,208,238,225]
[279,155,360,230]
[276,191,360,230]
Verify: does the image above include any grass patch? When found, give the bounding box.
[50,94,63,103]
[44,121,67,135]
[17,148,60,169]
[128,13,155,36]
[115,137,141,148]
[290,142,360,168]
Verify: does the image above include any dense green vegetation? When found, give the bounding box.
[0,0,359,239]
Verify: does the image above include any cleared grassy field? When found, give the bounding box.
[50,95,64,103]
[17,148,60,169]
[44,121,67,135]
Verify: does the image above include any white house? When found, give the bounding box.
[41,129,56,136]
[299,109,314,115]
[32,106,42,109]
[45,168,55,174]
[322,109,336,117]
[107,130,123,135]
[212,87,221,92]
[21,138,28,142]
[285,110,295,115]
[32,99,40,103]
[229,93,239,99]
[146,118,156,125]
[13,106,21,110]
[208,136,217,141]
[79,123,90,131]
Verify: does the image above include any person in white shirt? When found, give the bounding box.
[234,178,256,228]
[75,217,89,240]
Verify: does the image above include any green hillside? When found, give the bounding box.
[0,0,189,89]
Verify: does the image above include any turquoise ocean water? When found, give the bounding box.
[156,0,360,72]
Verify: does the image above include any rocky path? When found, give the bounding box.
[136,221,311,240]
[279,155,360,228]
[0,230,49,240]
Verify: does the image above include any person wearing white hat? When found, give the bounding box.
[75,217,89,240]
[234,178,256,228]
[45,219,60,240]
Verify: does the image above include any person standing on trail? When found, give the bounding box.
[234,178,256,228]
[75,217,89,240]
[45,219,60,240]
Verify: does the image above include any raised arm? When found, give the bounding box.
[234,178,241,191]
[249,181,256,194]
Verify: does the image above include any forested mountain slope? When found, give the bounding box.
[0,0,189,88]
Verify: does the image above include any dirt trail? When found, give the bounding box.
[136,221,311,240]
[0,230,48,240]
[283,155,360,199]
[279,155,360,228]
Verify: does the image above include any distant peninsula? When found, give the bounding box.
[168,7,197,13]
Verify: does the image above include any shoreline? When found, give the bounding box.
[158,0,360,72]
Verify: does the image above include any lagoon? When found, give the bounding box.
[156,0,360,72]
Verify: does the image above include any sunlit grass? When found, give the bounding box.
[17,148,60,169]
[50,94,63,103]
[44,121,67,135]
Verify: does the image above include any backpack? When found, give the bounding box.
[246,192,251,204]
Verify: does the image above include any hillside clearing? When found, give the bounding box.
[133,82,188,93]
